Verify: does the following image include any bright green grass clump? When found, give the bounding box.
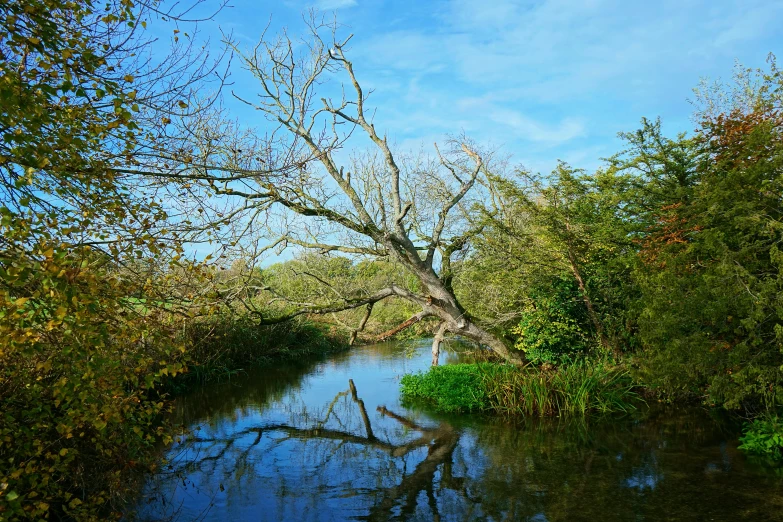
[401,361,640,416]
[400,363,512,413]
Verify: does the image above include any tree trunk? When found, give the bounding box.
[431,322,447,366]
[566,250,615,356]
[402,257,523,365]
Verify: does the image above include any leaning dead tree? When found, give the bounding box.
[151,18,522,364]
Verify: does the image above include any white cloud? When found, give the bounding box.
[356,0,782,101]
[257,0,783,174]
[501,113,586,144]
[457,95,585,144]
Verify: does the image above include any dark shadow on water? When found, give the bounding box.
[131,341,783,522]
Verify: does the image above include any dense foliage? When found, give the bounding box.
[454,60,783,417]
[0,1,212,519]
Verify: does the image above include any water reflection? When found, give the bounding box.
[133,341,783,521]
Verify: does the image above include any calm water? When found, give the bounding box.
[134,341,783,521]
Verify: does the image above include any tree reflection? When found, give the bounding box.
[136,386,783,522]
[138,380,472,521]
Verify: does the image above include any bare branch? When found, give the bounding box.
[375,310,432,342]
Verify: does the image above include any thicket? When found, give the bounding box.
[453,60,783,418]
[176,314,345,386]
[0,1,249,519]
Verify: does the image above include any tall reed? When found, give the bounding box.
[401,361,640,416]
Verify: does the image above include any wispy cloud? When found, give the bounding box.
[221,0,783,173]
[456,95,585,145]
[315,0,357,9]
[342,0,781,170]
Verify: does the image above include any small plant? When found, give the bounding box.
[739,415,783,460]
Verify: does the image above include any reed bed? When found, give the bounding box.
[400,361,640,416]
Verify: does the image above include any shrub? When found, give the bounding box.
[512,280,593,365]
[0,258,187,520]
[739,415,783,460]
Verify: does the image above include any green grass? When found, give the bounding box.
[401,361,641,416]
[400,363,511,413]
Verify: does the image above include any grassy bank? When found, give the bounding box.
[170,314,347,389]
[400,361,641,416]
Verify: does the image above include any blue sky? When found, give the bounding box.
[192,0,783,175]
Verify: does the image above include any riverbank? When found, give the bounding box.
[399,357,783,460]
[166,315,348,392]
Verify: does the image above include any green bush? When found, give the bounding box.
[512,280,593,365]
[739,415,783,460]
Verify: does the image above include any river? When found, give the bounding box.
[133,340,783,521]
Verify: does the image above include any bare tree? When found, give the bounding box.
[150,16,522,364]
